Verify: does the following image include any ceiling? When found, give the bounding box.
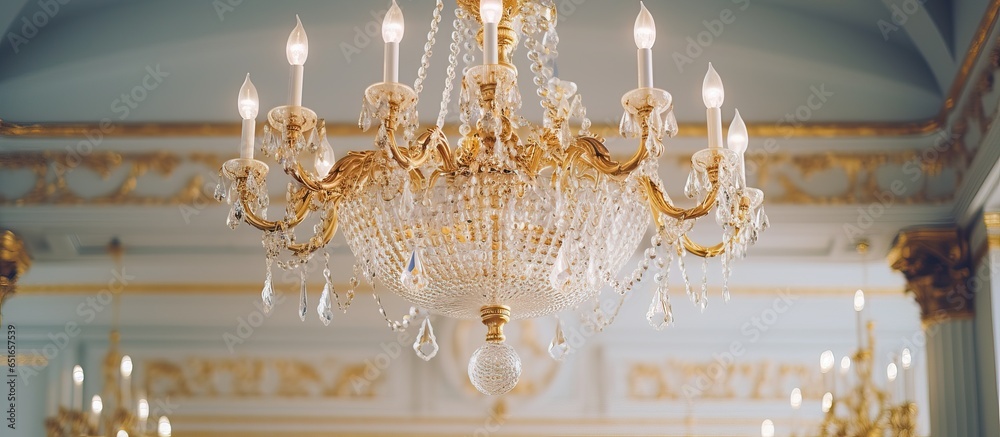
[2,0,1000,289]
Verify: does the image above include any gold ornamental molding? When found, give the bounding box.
[0,230,31,310]
[984,212,1000,249]
[888,227,974,328]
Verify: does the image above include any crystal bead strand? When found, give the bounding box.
[370,273,412,332]
[436,5,463,129]
[699,256,709,313]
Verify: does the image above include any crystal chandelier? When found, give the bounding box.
[45,240,172,437]
[219,0,767,396]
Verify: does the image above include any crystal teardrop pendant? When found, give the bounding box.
[547,317,570,361]
[646,290,673,331]
[227,202,243,230]
[549,250,571,291]
[400,249,429,290]
[261,274,275,315]
[214,180,227,202]
[298,270,308,322]
[314,136,336,177]
[317,282,334,326]
[413,317,439,361]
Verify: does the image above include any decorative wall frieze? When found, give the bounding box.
[626,359,823,401]
[888,227,974,327]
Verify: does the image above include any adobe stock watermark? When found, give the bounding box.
[13,267,135,385]
[672,0,751,73]
[682,288,798,401]
[222,286,289,353]
[212,0,244,21]
[744,84,834,178]
[6,0,71,54]
[877,0,928,41]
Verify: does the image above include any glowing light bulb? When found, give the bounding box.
[117,430,129,437]
[727,109,748,154]
[72,365,84,384]
[286,15,309,66]
[761,419,775,437]
[822,392,834,413]
[887,363,898,382]
[91,395,103,415]
[480,0,503,24]
[702,62,724,108]
[158,417,172,437]
[633,2,656,49]
[120,355,133,378]
[854,289,865,312]
[820,350,834,373]
[840,356,851,374]
[382,0,404,44]
[238,74,258,120]
[138,398,150,421]
[901,348,912,369]
[790,387,802,410]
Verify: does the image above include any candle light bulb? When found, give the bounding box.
[901,348,912,369]
[854,289,865,312]
[702,62,724,108]
[480,0,503,24]
[790,387,802,410]
[382,0,404,44]
[727,109,748,154]
[822,392,834,413]
[158,417,172,437]
[820,350,834,373]
[286,15,309,66]
[238,74,259,120]
[887,363,898,382]
[117,430,129,437]
[91,395,103,415]
[138,398,149,421]
[840,356,851,374]
[72,365,84,384]
[761,419,775,437]
[120,355,133,378]
[633,2,656,49]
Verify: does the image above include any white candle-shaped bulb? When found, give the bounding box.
[91,395,103,415]
[702,63,725,108]
[286,15,308,106]
[480,0,503,24]
[728,109,748,154]
[822,392,834,413]
[790,387,802,410]
[238,74,258,159]
[138,398,150,421]
[820,350,834,373]
[761,419,775,437]
[703,63,725,148]
[73,365,85,385]
[158,417,172,437]
[120,355,133,378]
[286,15,309,66]
[901,348,912,369]
[634,2,655,88]
[840,356,851,375]
[887,363,898,382]
[238,74,259,120]
[381,0,404,83]
[117,430,129,437]
[73,365,84,410]
[481,0,502,64]
[634,2,656,49]
[854,289,865,312]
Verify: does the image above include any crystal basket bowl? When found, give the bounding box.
[338,161,649,320]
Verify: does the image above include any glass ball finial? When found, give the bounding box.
[468,342,521,396]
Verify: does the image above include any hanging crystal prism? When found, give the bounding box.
[214,179,227,202]
[227,201,243,230]
[318,282,334,326]
[298,269,308,322]
[549,249,571,291]
[548,317,570,361]
[413,317,439,361]
[646,290,673,331]
[314,135,335,177]
[261,259,275,315]
[400,249,429,290]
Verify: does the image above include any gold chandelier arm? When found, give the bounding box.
[286,199,341,256]
[641,175,720,221]
[278,151,378,195]
[680,233,731,258]
[237,180,314,232]
[565,135,649,180]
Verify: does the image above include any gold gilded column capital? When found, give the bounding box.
[1,230,31,309]
[888,227,973,327]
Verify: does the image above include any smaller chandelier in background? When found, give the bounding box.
[220,0,768,395]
